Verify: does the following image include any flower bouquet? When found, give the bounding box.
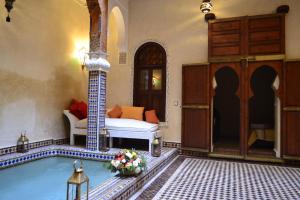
[108,149,146,176]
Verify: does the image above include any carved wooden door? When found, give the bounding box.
[133,42,166,121]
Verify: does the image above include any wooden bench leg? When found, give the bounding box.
[149,139,152,154]
[109,137,113,148]
[70,134,75,146]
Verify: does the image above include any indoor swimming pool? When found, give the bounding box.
[0,157,114,200]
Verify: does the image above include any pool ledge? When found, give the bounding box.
[87,148,177,200]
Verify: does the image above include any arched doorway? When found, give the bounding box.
[213,66,241,153]
[247,61,282,157]
[133,42,166,121]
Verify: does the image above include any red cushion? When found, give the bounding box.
[69,99,87,120]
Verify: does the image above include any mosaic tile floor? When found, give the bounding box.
[137,157,300,200]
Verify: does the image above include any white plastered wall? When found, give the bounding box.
[106,0,300,143]
[0,0,89,147]
[106,0,131,108]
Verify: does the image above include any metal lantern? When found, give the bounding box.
[151,136,161,157]
[67,160,89,200]
[17,133,29,153]
[99,128,110,152]
[200,0,213,14]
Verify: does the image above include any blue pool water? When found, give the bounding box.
[0,157,115,200]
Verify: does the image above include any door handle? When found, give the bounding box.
[283,106,300,111]
[182,105,209,109]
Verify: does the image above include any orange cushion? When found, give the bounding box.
[145,110,160,124]
[121,106,144,121]
[108,105,122,118]
[69,99,88,120]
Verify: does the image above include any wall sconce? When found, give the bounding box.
[78,47,88,70]
[5,0,15,22]
[200,0,213,14]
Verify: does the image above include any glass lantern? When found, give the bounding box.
[99,128,110,152]
[151,136,161,157]
[17,133,29,153]
[67,160,89,200]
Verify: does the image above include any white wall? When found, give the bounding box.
[107,0,131,108]
[105,0,300,143]
[0,0,89,147]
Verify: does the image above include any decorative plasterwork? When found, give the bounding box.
[85,52,111,72]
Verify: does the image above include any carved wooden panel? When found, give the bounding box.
[136,45,165,66]
[208,14,285,59]
[248,14,285,55]
[208,19,244,58]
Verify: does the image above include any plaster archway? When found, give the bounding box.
[108,6,126,52]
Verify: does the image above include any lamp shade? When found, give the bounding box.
[200,0,213,14]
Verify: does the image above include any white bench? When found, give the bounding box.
[63,110,160,153]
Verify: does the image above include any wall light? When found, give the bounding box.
[200,0,213,14]
[78,47,88,70]
[72,39,89,70]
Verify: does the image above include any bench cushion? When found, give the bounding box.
[75,118,158,132]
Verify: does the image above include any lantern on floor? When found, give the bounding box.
[151,136,161,157]
[99,128,110,152]
[17,133,29,153]
[67,160,89,200]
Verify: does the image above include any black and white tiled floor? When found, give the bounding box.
[149,158,300,200]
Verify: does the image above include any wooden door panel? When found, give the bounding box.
[182,108,208,149]
[283,61,300,158]
[248,14,285,55]
[208,14,285,59]
[284,112,300,156]
[285,62,300,106]
[208,19,244,58]
[182,64,210,150]
[182,66,209,105]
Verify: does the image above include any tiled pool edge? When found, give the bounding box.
[0,138,69,156]
[115,149,178,200]
[0,145,116,169]
[86,148,178,200]
[0,145,178,200]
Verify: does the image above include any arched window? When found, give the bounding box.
[133,42,166,121]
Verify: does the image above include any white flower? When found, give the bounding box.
[136,158,141,163]
[110,160,116,166]
[135,167,141,174]
[122,159,126,163]
[133,160,139,167]
[112,160,120,168]
[125,152,133,159]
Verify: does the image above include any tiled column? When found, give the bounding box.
[86,71,106,151]
[86,0,108,151]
